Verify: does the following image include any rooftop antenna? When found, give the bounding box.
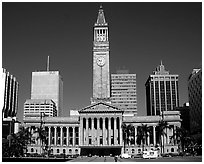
[47,56,50,71]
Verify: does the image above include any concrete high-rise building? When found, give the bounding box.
[145,61,179,116]
[31,70,63,116]
[111,69,137,115]
[188,69,202,135]
[2,68,19,119]
[23,99,57,119]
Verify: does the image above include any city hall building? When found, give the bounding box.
[24,6,181,156]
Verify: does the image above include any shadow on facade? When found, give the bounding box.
[80,147,121,156]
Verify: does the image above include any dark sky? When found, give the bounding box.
[3,2,202,122]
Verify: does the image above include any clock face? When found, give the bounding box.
[97,56,105,66]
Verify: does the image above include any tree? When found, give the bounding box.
[136,124,151,152]
[121,123,134,153]
[157,120,169,154]
[2,126,33,157]
[173,127,192,154]
[34,126,48,155]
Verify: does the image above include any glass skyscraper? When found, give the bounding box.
[188,68,202,135]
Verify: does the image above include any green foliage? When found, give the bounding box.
[173,127,192,153]
[157,120,169,154]
[121,123,134,153]
[2,126,33,157]
[33,126,48,154]
[136,124,151,151]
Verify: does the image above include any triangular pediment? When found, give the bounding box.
[79,102,123,113]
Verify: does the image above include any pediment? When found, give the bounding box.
[79,102,123,113]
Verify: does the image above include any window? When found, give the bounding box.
[138,149,141,154]
[100,137,103,145]
[171,148,174,152]
[63,149,66,154]
[132,149,135,153]
[31,148,34,152]
[89,138,92,145]
[57,149,60,153]
[69,149,72,154]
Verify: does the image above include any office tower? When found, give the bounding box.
[24,99,57,119]
[31,70,63,116]
[2,68,19,119]
[111,69,137,115]
[188,69,202,135]
[2,68,19,140]
[145,61,179,116]
[91,5,110,104]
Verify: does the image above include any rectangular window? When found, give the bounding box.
[89,138,92,145]
[100,137,103,145]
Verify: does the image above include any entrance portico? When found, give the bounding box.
[79,101,123,156]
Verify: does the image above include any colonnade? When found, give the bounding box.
[27,121,177,150]
[128,125,176,146]
[80,117,122,146]
[29,126,79,147]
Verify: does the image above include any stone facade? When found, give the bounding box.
[24,110,181,156]
[92,6,110,102]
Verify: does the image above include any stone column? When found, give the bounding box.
[114,117,117,145]
[66,127,69,146]
[103,118,106,145]
[91,118,94,145]
[147,132,150,146]
[119,118,122,145]
[73,127,75,146]
[97,118,100,145]
[79,117,83,146]
[108,118,111,145]
[173,126,176,145]
[54,126,57,146]
[165,128,168,145]
[153,126,156,146]
[135,126,137,145]
[48,126,51,146]
[86,118,89,145]
[107,29,109,40]
[60,127,63,146]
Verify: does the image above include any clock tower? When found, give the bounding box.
[91,6,110,104]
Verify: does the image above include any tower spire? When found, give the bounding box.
[47,56,50,71]
[95,5,107,26]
